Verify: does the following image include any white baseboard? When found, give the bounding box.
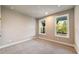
[74,45,79,54]
[0,36,33,49]
[38,37,74,47]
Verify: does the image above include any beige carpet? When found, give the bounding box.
[0,39,77,54]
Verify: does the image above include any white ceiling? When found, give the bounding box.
[4,5,74,18]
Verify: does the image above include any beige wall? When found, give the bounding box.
[75,6,79,53]
[0,6,1,18]
[1,6,35,46]
[36,8,74,45]
[0,6,1,39]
